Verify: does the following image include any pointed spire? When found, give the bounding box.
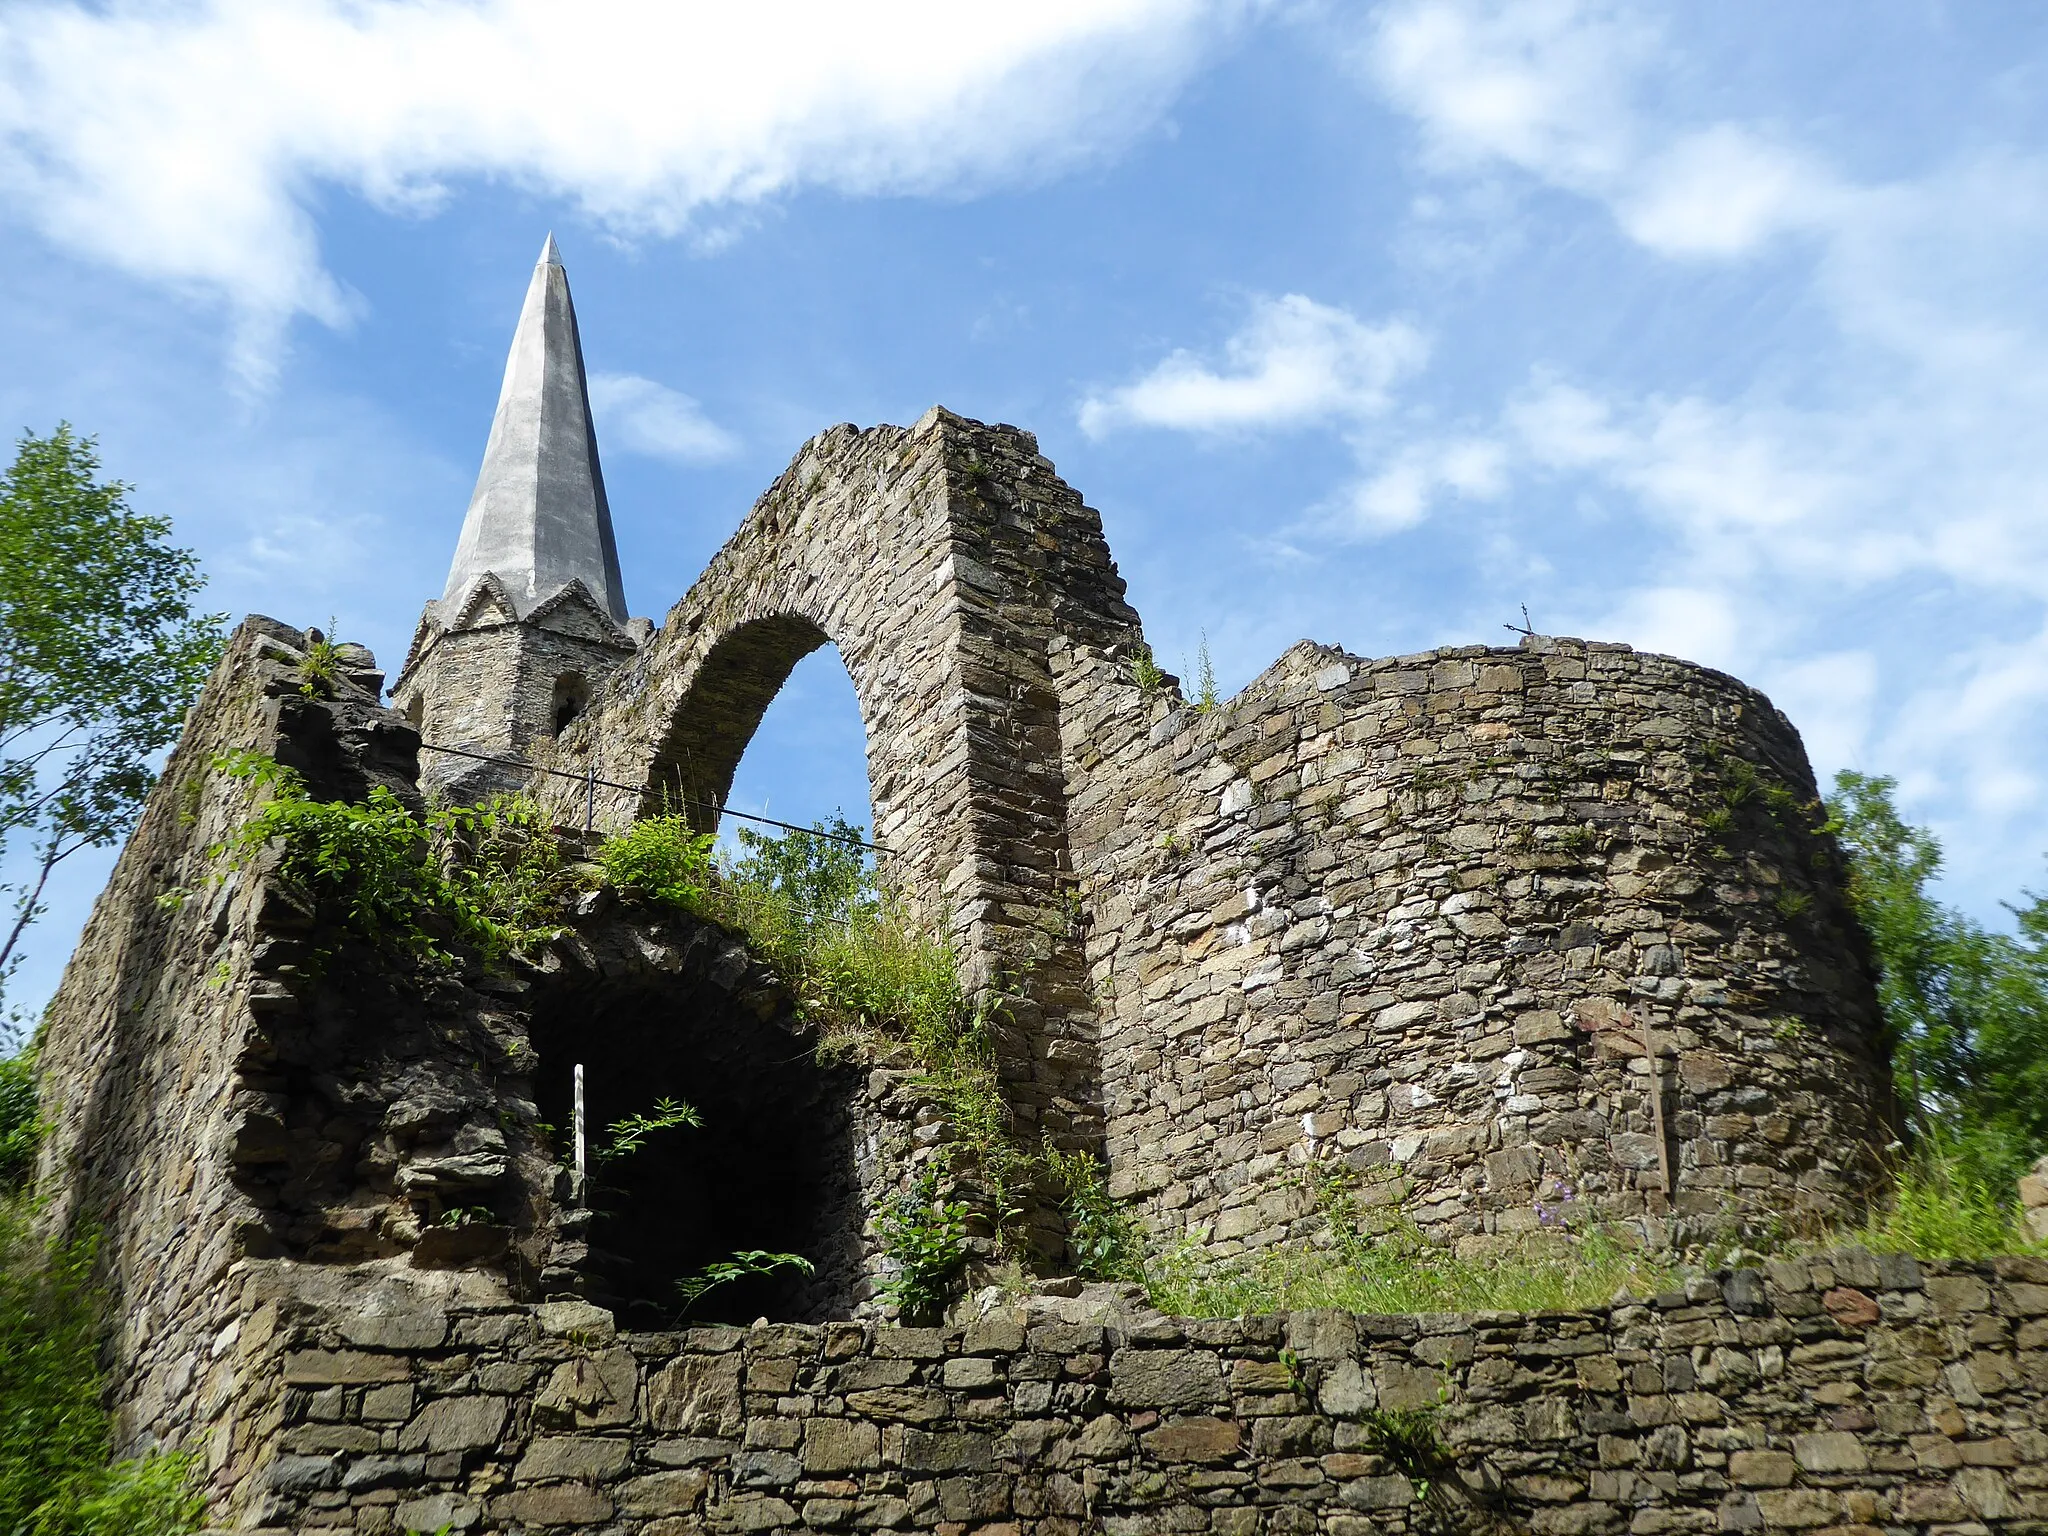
[440,236,628,625]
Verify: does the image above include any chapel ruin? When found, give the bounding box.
[28,240,2041,1536]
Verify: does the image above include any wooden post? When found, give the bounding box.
[1640,1008,1672,1197]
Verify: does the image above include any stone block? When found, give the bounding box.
[1791,1433,1868,1474]
[1143,1418,1241,1463]
[513,1435,631,1482]
[1729,1451,1797,1487]
[1107,1349,1226,1409]
[616,1470,711,1516]
[803,1418,881,1473]
[490,1484,615,1525]
[396,1396,508,1453]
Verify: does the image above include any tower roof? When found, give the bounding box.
[440,235,628,625]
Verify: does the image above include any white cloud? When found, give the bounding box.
[1329,436,1505,535]
[1366,0,1838,262]
[0,0,1237,376]
[588,373,739,463]
[1617,126,1834,258]
[1078,294,1428,436]
[1366,0,1648,191]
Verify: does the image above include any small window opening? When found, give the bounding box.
[552,673,590,734]
[528,971,865,1325]
[404,693,424,728]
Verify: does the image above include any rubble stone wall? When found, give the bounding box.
[210,1249,2047,1535]
[1052,634,1899,1250]
[535,408,1150,1201]
[529,405,1893,1249]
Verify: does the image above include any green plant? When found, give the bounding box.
[1359,1404,1447,1501]
[0,1048,38,1188]
[674,1250,815,1315]
[879,1169,971,1320]
[296,621,343,698]
[1143,1168,1676,1319]
[1045,1144,1145,1281]
[1774,888,1812,922]
[1832,1146,2047,1260]
[1826,770,2048,1195]
[1193,633,1219,713]
[0,1200,205,1534]
[598,815,716,907]
[435,1205,496,1229]
[1130,644,1166,697]
[594,1098,702,1166]
[213,757,574,969]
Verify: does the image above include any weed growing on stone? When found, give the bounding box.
[1129,644,1167,697]
[878,1168,971,1321]
[1192,634,1219,713]
[1044,1144,1146,1282]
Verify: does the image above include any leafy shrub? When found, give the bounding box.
[1045,1145,1145,1281]
[0,1048,38,1188]
[215,756,573,965]
[1826,770,2048,1196]
[879,1170,970,1320]
[0,1201,203,1534]
[596,816,714,907]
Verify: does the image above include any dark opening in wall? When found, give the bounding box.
[526,941,867,1325]
[553,672,590,734]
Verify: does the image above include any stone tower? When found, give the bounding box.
[391,235,649,798]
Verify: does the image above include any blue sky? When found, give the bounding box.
[6,0,2048,1014]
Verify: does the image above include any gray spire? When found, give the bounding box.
[441,235,628,624]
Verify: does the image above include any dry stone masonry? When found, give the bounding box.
[29,237,1938,1535]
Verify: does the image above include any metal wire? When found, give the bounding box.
[414,740,886,852]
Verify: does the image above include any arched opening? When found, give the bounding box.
[527,618,885,1323]
[641,614,835,829]
[526,951,869,1325]
[552,671,590,735]
[404,693,424,728]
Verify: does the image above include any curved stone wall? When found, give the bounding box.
[1056,633,1899,1249]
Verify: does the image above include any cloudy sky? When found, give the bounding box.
[5,0,2047,1012]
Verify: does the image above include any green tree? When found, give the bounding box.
[0,426,222,1004]
[1827,770,2048,1190]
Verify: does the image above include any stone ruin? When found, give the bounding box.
[28,241,2046,1534]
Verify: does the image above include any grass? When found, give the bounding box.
[1822,1144,2047,1261]
[1143,1216,1678,1319]
[0,1196,204,1535]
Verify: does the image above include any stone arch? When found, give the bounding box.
[639,614,831,827]
[536,410,1151,1222]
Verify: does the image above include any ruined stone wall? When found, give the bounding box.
[33,616,423,1454]
[520,406,1893,1255]
[534,409,1148,1219]
[33,621,930,1482]
[1053,633,1897,1251]
[203,1248,2046,1534]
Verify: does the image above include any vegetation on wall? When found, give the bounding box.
[1142,1168,1678,1319]
[0,1067,203,1534]
[0,425,224,1009]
